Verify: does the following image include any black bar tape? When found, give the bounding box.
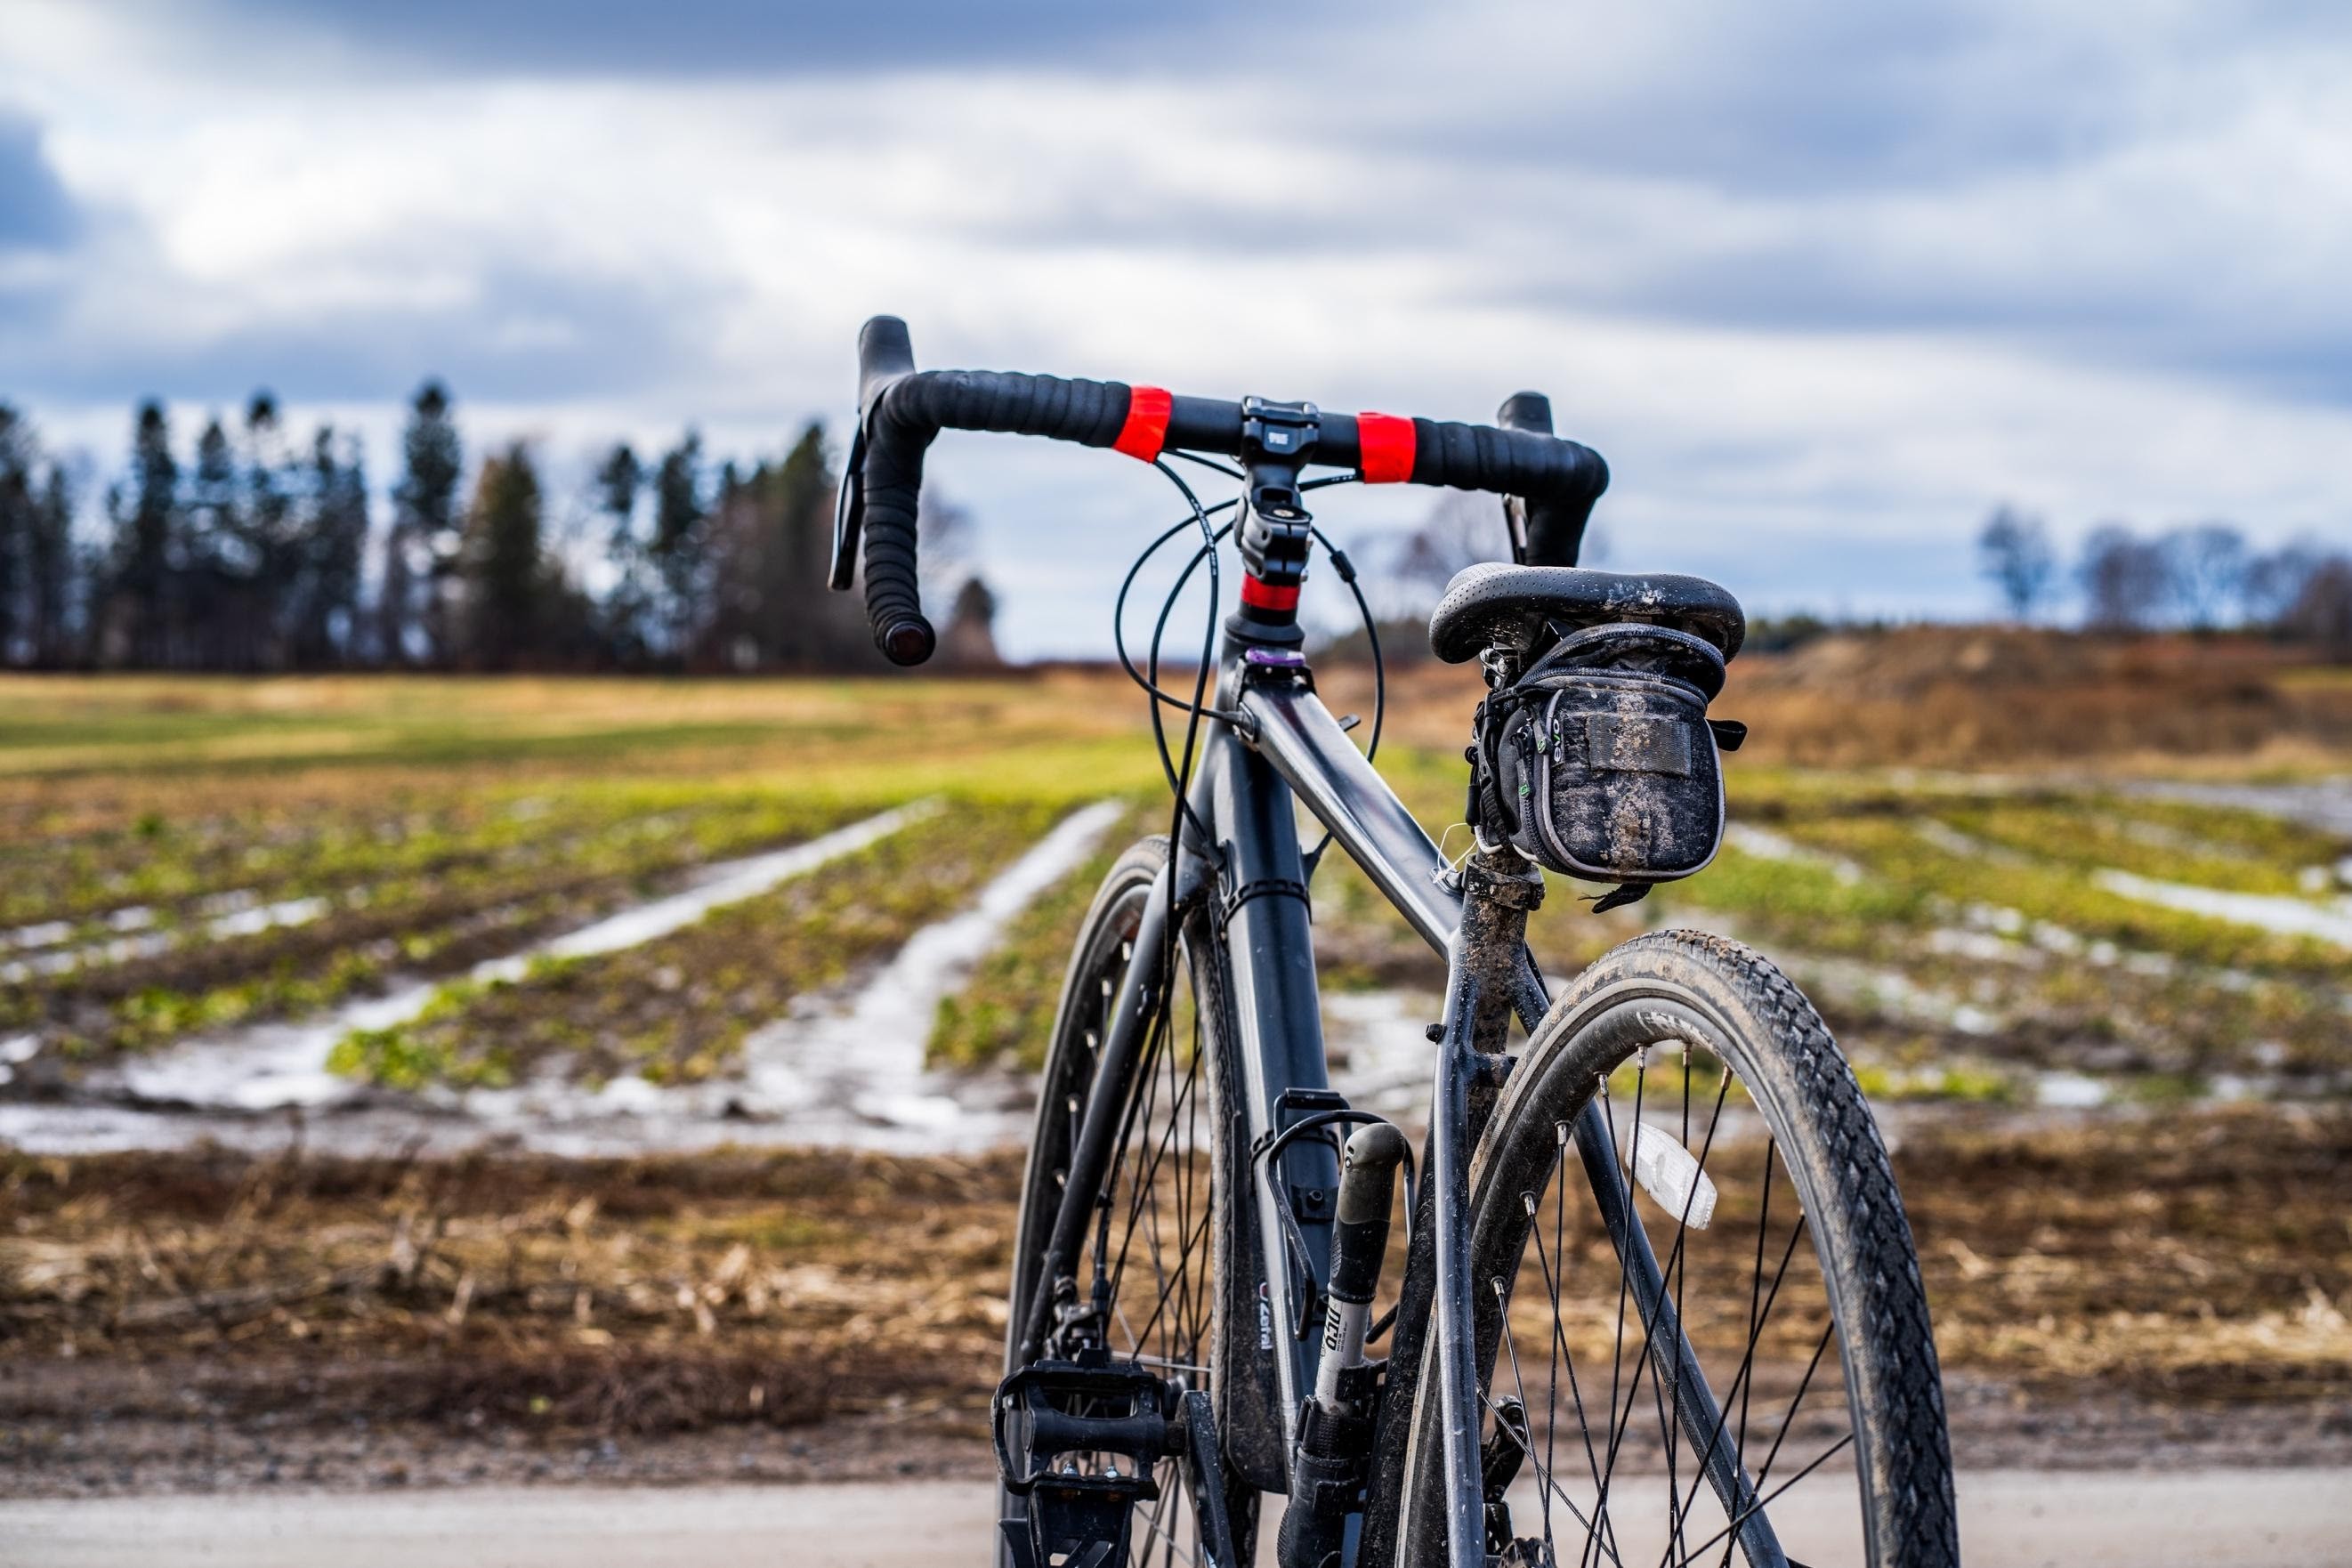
[857,368,1135,665]
[842,317,1614,662]
[1409,416,1609,568]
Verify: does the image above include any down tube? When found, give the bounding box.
[1203,722,1342,1459]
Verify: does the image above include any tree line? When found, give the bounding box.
[0,384,998,673]
[1977,506,2351,654]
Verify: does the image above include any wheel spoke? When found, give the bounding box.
[1681,1432,1855,1564]
[1668,1220,1813,1559]
[1484,1386,1625,1568]
[1496,1278,1558,1553]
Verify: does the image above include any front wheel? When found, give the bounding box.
[1391,930,1958,1568]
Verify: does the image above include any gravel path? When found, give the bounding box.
[6,1469,2348,1567]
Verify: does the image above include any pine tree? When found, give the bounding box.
[182,415,249,666]
[292,426,369,666]
[0,405,32,661]
[649,432,707,660]
[764,422,861,666]
[109,400,178,667]
[27,462,73,667]
[460,443,546,670]
[385,380,462,665]
[594,442,651,665]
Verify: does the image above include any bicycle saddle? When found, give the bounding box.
[1427,562,1746,665]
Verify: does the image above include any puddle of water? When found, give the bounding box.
[1321,989,1442,1118]
[93,802,939,1118]
[2127,779,2352,837]
[727,799,1126,1148]
[1723,824,1865,883]
[115,981,444,1113]
[2093,869,2352,948]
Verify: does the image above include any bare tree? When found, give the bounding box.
[2243,540,2325,628]
[2161,521,2249,630]
[1976,505,2057,621]
[1386,489,1511,616]
[2284,555,2352,661]
[2077,523,2168,632]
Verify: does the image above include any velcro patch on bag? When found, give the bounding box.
[1584,713,1693,776]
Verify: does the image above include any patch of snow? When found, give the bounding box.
[2093,869,2352,948]
[1,918,75,952]
[1926,928,2042,966]
[2034,1071,2110,1109]
[107,803,942,1117]
[516,798,943,969]
[1,892,338,982]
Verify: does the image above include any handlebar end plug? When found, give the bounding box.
[882,617,936,667]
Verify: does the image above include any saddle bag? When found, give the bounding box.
[1473,623,1742,897]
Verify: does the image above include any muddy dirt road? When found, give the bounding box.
[6,1470,2348,1567]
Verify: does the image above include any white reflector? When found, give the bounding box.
[1625,1119,1718,1229]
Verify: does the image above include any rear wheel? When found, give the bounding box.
[1391,930,1958,1568]
[999,837,1261,1567]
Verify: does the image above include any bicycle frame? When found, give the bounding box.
[1014,638,1774,1568]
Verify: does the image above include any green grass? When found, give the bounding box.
[6,675,2348,1095]
[927,800,1158,1071]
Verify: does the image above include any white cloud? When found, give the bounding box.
[2,0,2347,657]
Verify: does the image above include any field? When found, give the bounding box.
[3,637,2350,1493]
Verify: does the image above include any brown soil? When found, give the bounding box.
[2,1105,2346,1497]
[1323,629,2352,768]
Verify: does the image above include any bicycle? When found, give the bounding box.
[829,317,1957,1568]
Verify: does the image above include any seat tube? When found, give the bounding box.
[1428,851,1543,1568]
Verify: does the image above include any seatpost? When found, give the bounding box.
[1423,842,1546,1568]
[1224,397,1319,649]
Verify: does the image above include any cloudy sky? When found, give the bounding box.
[3,0,2348,655]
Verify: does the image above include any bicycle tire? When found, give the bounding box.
[1386,929,1958,1568]
[998,836,1265,1567]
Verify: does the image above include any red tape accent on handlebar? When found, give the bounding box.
[1240,574,1300,612]
[1114,385,1172,461]
[1355,411,1415,483]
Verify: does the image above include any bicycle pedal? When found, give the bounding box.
[994,1360,1177,1568]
